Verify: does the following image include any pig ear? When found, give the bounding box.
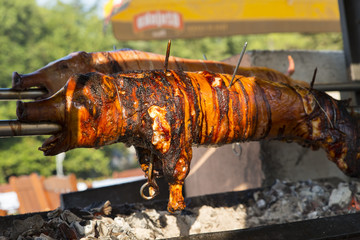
[78,51,88,57]
[78,51,91,63]
[69,51,88,59]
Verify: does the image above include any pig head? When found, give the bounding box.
[12,51,104,98]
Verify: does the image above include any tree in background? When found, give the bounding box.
[0,0,343,183]
[0,0,128,183]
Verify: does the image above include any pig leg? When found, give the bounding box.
[166,146,192,213]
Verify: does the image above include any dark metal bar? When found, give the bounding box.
[0,120,61,137]
[176,212,360,240]
[0,88,47,100]
[314,82,360,92]
[338,0,360,80]
[338,0,360,105]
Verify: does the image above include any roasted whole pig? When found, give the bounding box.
[12,49,303,98]
[17,70,359,212]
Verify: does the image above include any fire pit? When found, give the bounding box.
[2,178,360,239]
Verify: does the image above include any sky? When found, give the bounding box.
[36,0,109,17]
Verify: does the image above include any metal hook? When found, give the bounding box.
[164,40,171,72]
[140,182,158,200]
[140,154,159,200]
[229,42,248,88]
[232,142,242,157]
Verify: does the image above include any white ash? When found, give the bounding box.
[3,179,360,240]
[328,182,352,208]
[245,179,357,227]
[78,179,360,239]
[77,205,247,240]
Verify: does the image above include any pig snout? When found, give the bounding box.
[12,72,23,89]
[16,88,66,124]
[12,71,43,90]
[12,71,52,98]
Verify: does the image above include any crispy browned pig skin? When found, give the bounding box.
[17,70,359,212]
[12,49,306,98]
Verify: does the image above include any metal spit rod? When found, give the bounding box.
[0,82,360,101]
[0,120,61,137]
[0,88,57,137]
[0,88,47,100]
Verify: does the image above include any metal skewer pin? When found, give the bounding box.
[164,40,171,73]
[229,42,248,88]
[310,67,318,91]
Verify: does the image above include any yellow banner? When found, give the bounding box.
[105,0,340,40]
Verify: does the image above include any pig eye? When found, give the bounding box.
[59,62,69,70]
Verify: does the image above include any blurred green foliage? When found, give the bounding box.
[0,0,343,183]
